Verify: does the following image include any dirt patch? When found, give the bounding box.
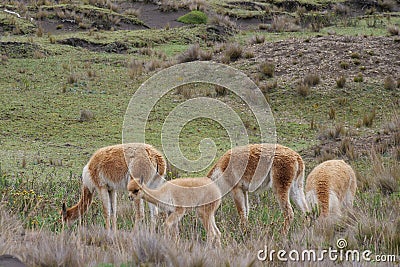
[117,1,187,29]
[56,38,129,53]
[237,35,400,85]
[302,130,398,162]
[0,42,46,58]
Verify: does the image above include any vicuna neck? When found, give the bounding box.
[141,186,160,205]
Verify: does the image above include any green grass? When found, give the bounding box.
[177,10,208,24]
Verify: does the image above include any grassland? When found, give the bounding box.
[1,0,400,266]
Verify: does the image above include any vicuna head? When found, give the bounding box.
[127,176,144,201]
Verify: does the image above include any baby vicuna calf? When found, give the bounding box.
[305,160,357,220]
[61,143,166,232]
[208,144,309,234]
[127,176,222,246]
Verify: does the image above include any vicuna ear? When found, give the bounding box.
[140,175,144,185]
[62,202,67,217]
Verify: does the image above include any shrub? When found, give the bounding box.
[177,44,200,63]
[78,109,94,122]
[127,59,144,78]
[333,3,350,16]
[160,0,180,12]
[67,73,78,84]
[1,54,9,65]
[340,137,357,160]
[177,11,207,24]
[259,62,275,78]
[296,83,310,97]
[378,0,396,11]
[362,109,376,127]
[199,50,212,61]
[328,107,336,120]
[124,8,141,17]
[387,25,399,36]
[318,123,346,140]
[304,73,320,86]
[209,15,237,29]
[215,85,228,96]
[354,73,363,82]
[339,61,349,69]
[384,76,396,90]
[187,0,208,11]
[248,35,265,45]
[259,80,278,94]
[350,52,360,59]
[222,43,242,63]
[270,16,300,32]
[258,23,269,30]
[244,50,254,59]
[145,59,163,71]
[336,76,346,88]
[36,26,44,37]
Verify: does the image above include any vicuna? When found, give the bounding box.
[127,176,222,246]
[61,143,166,232]
[208,143,309,234]
[305,160,357,220]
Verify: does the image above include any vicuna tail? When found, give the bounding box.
[64,186,93,222]
[316,181,330,217]
[290,157,310,213]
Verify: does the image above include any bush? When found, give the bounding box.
[215,85,228,96]
[177,44,200,63]
[304,73,320,86]
[384,76,396,90]
[222,43,242,63]
[248,35,265,45]
[177,11,207,24]
[387,25,399,36]
[354,73,363,83]
[336,76,346,88]
[259,62,275,78]
[296,83,310,97]
[363,109,376,127]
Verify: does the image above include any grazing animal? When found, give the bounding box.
[207,144,309,234]
[305,160,357,220]
[127,176,222,246]
[61,143,166,232]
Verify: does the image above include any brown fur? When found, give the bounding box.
[305,160,357,219]
[61,143,166,232]
[127,177,222,246]
[207,144,309,234]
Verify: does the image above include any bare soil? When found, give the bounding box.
[238,35,400,86]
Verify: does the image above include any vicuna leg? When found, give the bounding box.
[99,187,111,231]
[198,204,221,247]
[165,208,186,240]
[244,190,249,219]
[109,190,117,232]
[272,168,294,235]
[231,186,248,226]
[148,203,159,230]
[134,198,144,222]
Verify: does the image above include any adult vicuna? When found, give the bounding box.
[61,143,166,232]
[127,176,222,247]
[207,143,309,234]
[305,160,357,220]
